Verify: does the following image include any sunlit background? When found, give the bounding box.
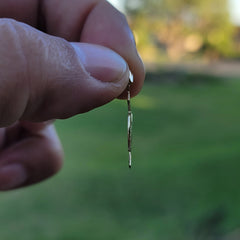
[1,1,240,240]
[109,0,240,67]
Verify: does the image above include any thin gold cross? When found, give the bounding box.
[127,71,134,168]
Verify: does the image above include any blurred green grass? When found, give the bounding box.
[1,76,240,239]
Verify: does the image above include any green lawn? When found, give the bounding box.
[1,77,240,239]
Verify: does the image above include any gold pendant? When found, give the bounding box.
[128,71,133,168]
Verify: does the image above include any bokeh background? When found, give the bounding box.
[1,0,240,239]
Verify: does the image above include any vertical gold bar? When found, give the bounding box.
[127,71,133,168]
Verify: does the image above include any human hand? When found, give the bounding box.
[0,0,145,190]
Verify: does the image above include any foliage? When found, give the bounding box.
[126,0,239,62]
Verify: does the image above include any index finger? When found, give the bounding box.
[79,1,145,97]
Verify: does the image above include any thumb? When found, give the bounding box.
[0,19,129,126]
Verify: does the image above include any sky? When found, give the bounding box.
[108,0,240,26]
[228,0,240,25]
[107,0,125,12]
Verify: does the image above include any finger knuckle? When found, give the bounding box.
[0,19,29,125]
[0,19,27,62]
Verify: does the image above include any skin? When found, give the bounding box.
[0,0,145,190]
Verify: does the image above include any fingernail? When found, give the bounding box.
[0,164,27,190]
[71,42,128,82]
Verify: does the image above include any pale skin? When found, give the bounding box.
[0,0,145,190]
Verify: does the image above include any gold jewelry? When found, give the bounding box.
[127,71,133,168]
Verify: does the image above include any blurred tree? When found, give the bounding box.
[126,0,239,63]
